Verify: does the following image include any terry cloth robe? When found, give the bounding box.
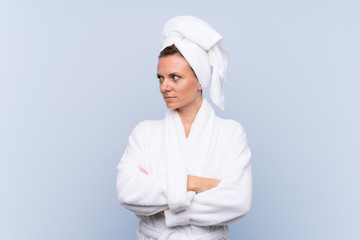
[116,99,252,240]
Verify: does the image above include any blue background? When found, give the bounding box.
[1,0,359,239]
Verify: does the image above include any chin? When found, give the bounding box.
[165,102,180,110]
[166,105,178,110]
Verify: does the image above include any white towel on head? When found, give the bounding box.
[160,16,228,110]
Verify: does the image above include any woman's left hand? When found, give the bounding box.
[139,167,148,175]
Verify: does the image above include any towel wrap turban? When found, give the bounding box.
[160,16,228,110]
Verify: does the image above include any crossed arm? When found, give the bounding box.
[117,123,252,227]
[139,167,220,194]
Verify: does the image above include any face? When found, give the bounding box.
[157,54,202,111]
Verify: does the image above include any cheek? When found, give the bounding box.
[190,79,200,92]
[182,81,199,97]
[180,82,192,92]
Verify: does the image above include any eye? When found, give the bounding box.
[157,75,164,83]
[172,75,180,81]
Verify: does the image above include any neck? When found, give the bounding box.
[177,97,203,137]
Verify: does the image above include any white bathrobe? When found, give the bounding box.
[116,99,252,240]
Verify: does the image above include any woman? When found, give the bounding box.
[116,16,252,240]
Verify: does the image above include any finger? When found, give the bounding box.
[139,167,149,175]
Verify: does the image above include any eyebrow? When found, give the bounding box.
[170,72,181,75]
[157,72,181,77]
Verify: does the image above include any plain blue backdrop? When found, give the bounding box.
[1,0,359,239]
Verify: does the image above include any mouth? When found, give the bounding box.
[164,96,176,101]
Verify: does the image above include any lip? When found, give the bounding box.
[164,96,176,101]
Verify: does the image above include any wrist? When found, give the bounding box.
[187,175,199,193]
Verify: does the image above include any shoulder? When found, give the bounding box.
[215,118,251,158]
[134,120,163,130]
[130,120,164,140]
[215,117,248,141]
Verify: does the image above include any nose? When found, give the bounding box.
[160,78,172,93]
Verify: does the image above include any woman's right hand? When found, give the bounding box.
[139,166,220,193]
[187,175,220,193]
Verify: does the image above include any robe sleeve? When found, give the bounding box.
[116,122,195,216]
[164,123,252,226]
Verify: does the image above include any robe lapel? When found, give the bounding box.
[164,99,216,175]
[164,108,187,170]
[186,99,216,175]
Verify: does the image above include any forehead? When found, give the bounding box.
[157,54,192,73]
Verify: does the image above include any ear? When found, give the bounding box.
[198,83,202,91]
